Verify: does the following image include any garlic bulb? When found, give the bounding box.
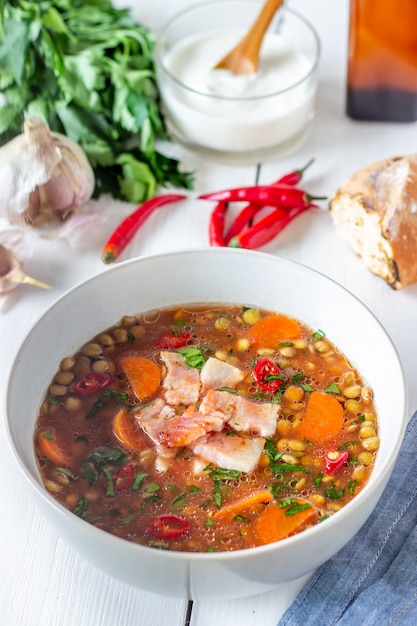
[0,117,95,227]
[0,243,51,294]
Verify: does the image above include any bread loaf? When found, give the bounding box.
[329,155,417,289]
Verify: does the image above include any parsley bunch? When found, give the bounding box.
[0,0,193,203]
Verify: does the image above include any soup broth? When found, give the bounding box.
[35,304,379,552]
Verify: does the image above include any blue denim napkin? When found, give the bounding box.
[278,409,417,626]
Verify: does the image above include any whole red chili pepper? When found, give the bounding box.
[209,201,227,246]
[228,204,316,249]
[101,194,186,264]
[71,372,114,396]
[274,158,315,186]
[199,185,326,208]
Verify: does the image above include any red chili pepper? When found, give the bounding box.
[101,194,186,264]
[146,515,190,539]
[224,203,259,244]
[253,358,284,393]
[209,201,227,246]
[274,158,315,186]
[155,331,192,349]
[199,185,326,208]
[228,204,316,249]
[223,159,317,243]
[113,463,135,491]
[71,372,113,396]
[324,450,349,475]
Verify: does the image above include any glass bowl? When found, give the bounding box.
[154,0,321,164]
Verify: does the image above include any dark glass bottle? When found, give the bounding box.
[347,0,417,122]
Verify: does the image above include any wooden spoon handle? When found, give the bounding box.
[214,0,283,74]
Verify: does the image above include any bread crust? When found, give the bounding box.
[329,155,417,289]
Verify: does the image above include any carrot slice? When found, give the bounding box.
[248,314,301,349]
[255,499,317,545]
[119,356,161,401]
[213,490,274,520]
[112,407,146,451]
[37,429,68,466]
[296,390,344,443]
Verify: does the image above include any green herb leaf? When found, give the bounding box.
[73,495,88,519]
[269,483,285,498]
[83,462,98,483]
[88,447,127,467]
[271,463,311,474]
[216,386,238,393]
[265,438,278,462]
[234,514,251,523]
[120,511,140,525]
[145,482,160,493]
[189,485,201,493]
[132,473,148,491]
[314,473,323,488]
[170,492,187,509]
[323,484,345,500]
[206,465,241,481]
[277,498,297,508]
[264,374,285,382]
[338,441,359,450]
[102,466,115,497]
[284,502,313,516]
[213,490,223,509]
[143,494,160,503]
[177,346,206,369]
[348,480,357,495]
[324,382,341,394]
[292,372,304,384]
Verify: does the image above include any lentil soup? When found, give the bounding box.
[34,304,379,552]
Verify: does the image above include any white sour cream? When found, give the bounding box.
[158,29,318,157]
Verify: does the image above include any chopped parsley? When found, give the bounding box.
[73,495,88,519]
[177,346,206,369]
[324,382,341,394]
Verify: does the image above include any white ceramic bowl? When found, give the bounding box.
[155,1,320,164]
[4,249,407,600]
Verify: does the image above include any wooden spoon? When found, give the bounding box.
[213,0,283,75]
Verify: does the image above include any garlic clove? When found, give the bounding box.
[0,243,51,294]
[8,268,52,290]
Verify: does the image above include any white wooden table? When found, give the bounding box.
[2,1,417,624]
